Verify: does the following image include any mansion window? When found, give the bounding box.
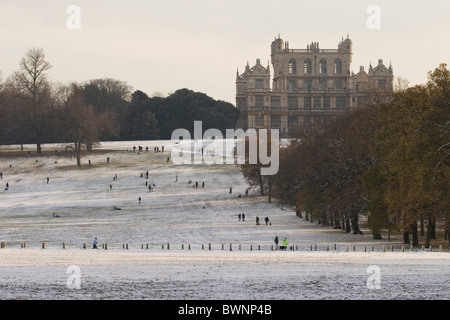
[271,115,281,127]
[304,96,311,109]
[334,59,342,74]
[304,79,312,90]
[304,59,312,74]
[319,59,327,74]
[319,79,328,90]
[288,58,297,74]
[255,95,264,107]
[334,79,343,89]
[288,80,297,92]
[323,96,331,109]
[288,96,298,109]
[255,79,264,89]
[270,96,281,107]
[288,115,299,126]
[313,96,321,108]
[255,115,264,125]
[336,96,347,108]
[378,79,387,88]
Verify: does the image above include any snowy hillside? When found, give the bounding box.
[0,141,449,300]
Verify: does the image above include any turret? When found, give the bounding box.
[338,35,353,62]
[271,35,284,64]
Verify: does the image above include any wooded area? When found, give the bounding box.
[242,64,450,247]
[0,47,239,164]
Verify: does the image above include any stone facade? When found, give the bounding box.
[236,36,393,136]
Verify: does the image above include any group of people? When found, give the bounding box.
[132,145,165,153]
[274,236,288,250]
[255,216,270,225]
[186,178,205,189]
[237,214,271,226]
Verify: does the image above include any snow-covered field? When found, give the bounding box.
[0,141,449,300]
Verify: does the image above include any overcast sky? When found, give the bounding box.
[1,0,449,104]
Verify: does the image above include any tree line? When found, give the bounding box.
[0,47,239,164]
[242,64,450,247]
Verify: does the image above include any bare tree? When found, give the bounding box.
[63,84,97,167]
[13,48,52,153]
[61,82,118,167]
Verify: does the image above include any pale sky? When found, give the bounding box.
[1,0,449,104]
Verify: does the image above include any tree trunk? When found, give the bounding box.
[403,230,410,244]
[86,141,93,153]
[351,214,361,234]
[420,218,425,236]
[75,142,82,167]
[372,231,383,240]
[345,218,351,233]
[430,217,436,240]
[36,140,42,154]
[411,222,419,246]
[259,174,264,196]
[425,219,432,248]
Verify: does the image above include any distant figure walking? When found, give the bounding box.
[265,217,269,225]
[138,197,142,204]
[238,213,241,221]
[93,237,98,249]
[256,216,260,225]
[5,182,9,191]
[274,236,279,249]
[0,172,3,179]
[279,238,288,250]
[47,177,49,184]
[242,213,245,221]
[229,186,232,194]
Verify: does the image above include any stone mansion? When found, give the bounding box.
[235,35,393,136]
